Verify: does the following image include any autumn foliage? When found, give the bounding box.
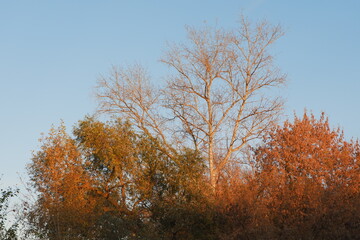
[22,112,360,239]
[216,113,360,239]
[26,118,209,239]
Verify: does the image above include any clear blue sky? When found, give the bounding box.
[1,0,359,188]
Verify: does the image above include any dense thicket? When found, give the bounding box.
[215,113,360,239]
[23,113,360,239]
[26,117,209,239]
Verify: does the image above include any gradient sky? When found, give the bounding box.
[1,0,359,188]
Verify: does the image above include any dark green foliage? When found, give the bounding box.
[0,186,18,240]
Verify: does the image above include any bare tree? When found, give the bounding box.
[96,17,286,190]
[96,65,176,156]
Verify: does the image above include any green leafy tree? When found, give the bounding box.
[74,117,209,239]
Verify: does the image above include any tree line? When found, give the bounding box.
[1,16,359,239]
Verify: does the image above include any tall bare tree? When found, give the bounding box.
[96,16,286,190]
